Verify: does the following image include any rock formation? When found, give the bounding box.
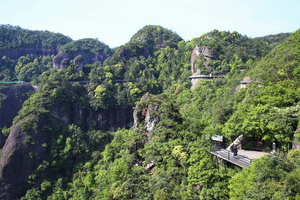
[133,94,160,142]
[52,51,109,72]
[0,83,35,128]
[0,116,49,200]
[235,76,252,93]
[0,131,5,149]
[0,47,58,62]
[190,45,219,76]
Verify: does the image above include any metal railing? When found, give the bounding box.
[210,142,252,168]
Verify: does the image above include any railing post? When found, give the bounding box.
[228,151,230,160]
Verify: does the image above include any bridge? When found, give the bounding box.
[210,143,269,168]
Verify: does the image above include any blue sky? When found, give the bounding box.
[0,0,299,48]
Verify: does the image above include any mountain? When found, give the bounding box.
[0,25,72,60]
[0,24,299,199]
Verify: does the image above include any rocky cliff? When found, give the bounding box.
[50,104,134,131]
[0,47,58,63]
[133,94,160,142]
[0,83,35,128]
[52,51,109,71]
[0,116,49,200]
[190,45,219,75]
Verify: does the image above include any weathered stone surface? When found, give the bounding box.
[73,55,84,73]
[190,45,219,76]
[0,83,35,128]
[0,131,5,149]
[293,128,300,150]
[144,104,160,133]
[48,104,134,132]
[235,76,252,93]
[52,51,71,69]
[52,51,109,71]
[0,116,49,200]
[133,94,160,142]
[0,47,58,61]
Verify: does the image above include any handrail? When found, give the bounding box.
[0,81,25,84]
[210,142,252,167]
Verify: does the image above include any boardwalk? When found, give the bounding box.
[210,143,269,168]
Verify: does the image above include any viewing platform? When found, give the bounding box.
[210,143,269,168]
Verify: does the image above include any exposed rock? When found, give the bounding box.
[0,47,58,62]
[293,128,300,150]
[227,135,243,150]
[88,107,134,131]
[0,131,5,149]
[133,94,160,142]
[73,55,84,73]
[144,104,160,133]
[235,77,252,93]
[52,52,71,69]
[0,116,49,200]
[49,104,134,131]
[52,51,109,71]
[0,83,35,128]
[191,45,219,76]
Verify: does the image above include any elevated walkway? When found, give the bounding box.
[189,74,225,80]
[210,143,269,168]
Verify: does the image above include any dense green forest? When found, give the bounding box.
[0,24,300,199]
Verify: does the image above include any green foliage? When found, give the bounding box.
[1,25,297,199]
[0,24,72,50]
[229,151,300,199]
[59,38,112,56]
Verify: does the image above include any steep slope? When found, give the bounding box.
[0,83,35,128]
[107,25,183,64]
[53,38,113,70]
[0,116,49,200]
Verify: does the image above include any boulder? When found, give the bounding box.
[0,116,49,200]
[52,51,109,71]
[52,52,71,69]
[73,55,84,73]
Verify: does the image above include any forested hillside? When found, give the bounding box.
[0,24,299,199]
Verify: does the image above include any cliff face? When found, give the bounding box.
[0,116,49,200]
[0,47,58,62]
[0,83,35,128]
[52,51,109,71]
[50,105,134,131]
[133,94,160,142]
[190,45,219,75]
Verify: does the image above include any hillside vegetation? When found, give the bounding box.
[0,24,299,199]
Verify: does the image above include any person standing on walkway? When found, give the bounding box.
[233,144,238,156]
[230,144,235,156]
